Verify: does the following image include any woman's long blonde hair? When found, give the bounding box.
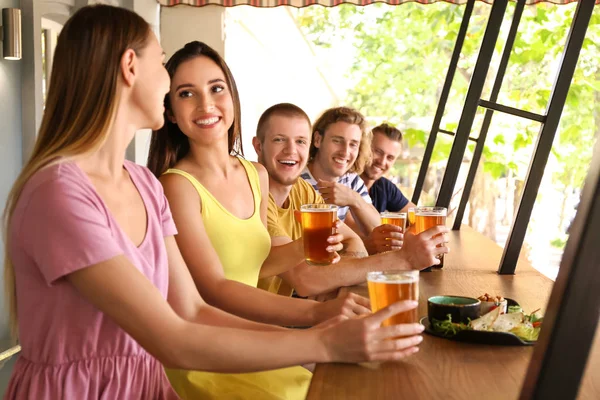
[2,4,151,340]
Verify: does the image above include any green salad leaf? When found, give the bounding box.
[431,314,469,337]
[508,305,523,314]
[510,324,541,342]
[527,312,543,324]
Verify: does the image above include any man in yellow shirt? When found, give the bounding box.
[253,103,449,297]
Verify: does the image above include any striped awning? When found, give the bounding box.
[158,0,584,7]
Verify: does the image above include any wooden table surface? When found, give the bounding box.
[306,226,600,400]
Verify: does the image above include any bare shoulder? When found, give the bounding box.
[159,172,200,207]
[250,161,269,188]
[250,161,268,177]
[159,172,190,191]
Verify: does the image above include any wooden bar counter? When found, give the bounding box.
[306,226,600,400]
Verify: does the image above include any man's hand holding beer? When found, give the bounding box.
[365,224,404,254]
[293,211,344,264]
[399,226,449,270]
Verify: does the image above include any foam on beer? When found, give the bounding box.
[367,274,418,284]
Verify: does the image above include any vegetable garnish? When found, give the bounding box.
[431,314,469,337]
[430,306,544,342]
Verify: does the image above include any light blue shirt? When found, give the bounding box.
[300,168,372,221]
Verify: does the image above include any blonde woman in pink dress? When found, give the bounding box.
[3,4,425,399]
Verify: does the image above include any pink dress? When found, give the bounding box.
[5,161,180,399]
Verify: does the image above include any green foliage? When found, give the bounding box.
[403,128,427,149]
[550,236,568,249]
[297,3,600,205]
[485,162,507,180]
[298,2,600,198]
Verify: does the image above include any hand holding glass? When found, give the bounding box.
[367,270,420,327]
[380,212,407,232]
[414,206,447,268]
[300,204,338,266]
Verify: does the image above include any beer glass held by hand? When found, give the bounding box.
[367,270,420,328]
[414,206,447,268]
[380,212,407,232]
[300,204,339,266]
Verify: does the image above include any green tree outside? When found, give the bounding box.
[296,3,599,265]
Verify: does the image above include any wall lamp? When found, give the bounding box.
[0,8,21,60]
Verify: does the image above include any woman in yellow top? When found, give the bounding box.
[146,41,384,399]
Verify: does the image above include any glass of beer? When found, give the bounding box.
[414,206,447,268]
[407,207,416,228]
[300,204,339,266]
[380,212,406,232]
[367,270,419,327]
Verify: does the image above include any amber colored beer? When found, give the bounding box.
[380,212,406,232]
[407,208,416,227]
[414,207,447,268]
[367,271,419,327]
[300,204,338,266]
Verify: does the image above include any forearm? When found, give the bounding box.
[170,322,327,372]
[341,234,368,255]
[337,218,368,256]
[400,201,417,214]
[349,199,379,236]
[193,303,288,332]
[363,236,379,255]
[286,251,410,296]
[260,239,304,279]
[66,256,327,373]
[202,279,319,326]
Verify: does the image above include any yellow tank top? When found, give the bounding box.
[163,158,271,287]
[163,157,311,400]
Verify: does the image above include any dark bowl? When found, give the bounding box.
[427,295,481,324]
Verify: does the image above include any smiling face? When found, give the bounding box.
[363,132,403,181]
[167,55,234,146]
[255,115,311,186]
[313,121,362,178]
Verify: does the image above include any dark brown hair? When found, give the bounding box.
[373,123,403,142]
[147,41,243,177]
[256,103,311,142]
[4,4,151,339]
[309,106,371,174]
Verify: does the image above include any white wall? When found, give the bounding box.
[225,7,338,160]
[161,5,225,58]
[129,0,159,32]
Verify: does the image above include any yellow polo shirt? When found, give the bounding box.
[258,178,324,295]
